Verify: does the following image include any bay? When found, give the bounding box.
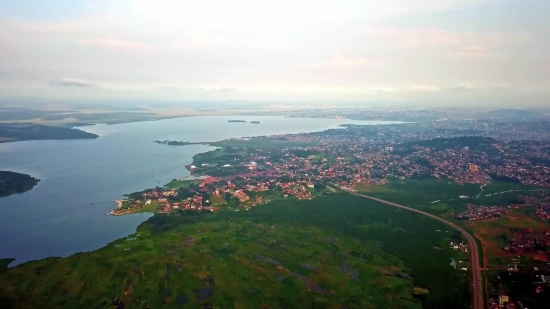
[0,116,403,265]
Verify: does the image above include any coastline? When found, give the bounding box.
[1,116,403,266]
[109,200,125,216]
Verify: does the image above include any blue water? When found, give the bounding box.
[0,116,403,265]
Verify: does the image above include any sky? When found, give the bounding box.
[0,0,549,106]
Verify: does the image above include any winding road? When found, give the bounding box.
[346,191,484,309]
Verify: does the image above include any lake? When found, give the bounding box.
[0,116,403,265]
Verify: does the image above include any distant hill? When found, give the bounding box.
[485,109,540,120]
[0,123,98,143]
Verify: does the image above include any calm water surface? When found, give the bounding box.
[0,116,403,265]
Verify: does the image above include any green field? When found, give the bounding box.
[120,200,131,210]
[357,178,540,216]
[0,194,470,309]
[136,202,159,213]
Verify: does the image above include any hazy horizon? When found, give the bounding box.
[1,0,549,106]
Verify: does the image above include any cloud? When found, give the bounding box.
[49,78,95,87]
[456,82,474,90]
[76,38,157,53]
[457,46,486,53]
[371,87,396,93]
[450,46,499,59]
[401,84,439,92]
[331,53,377,67]
[360,26,461,49]
[204,86,238,92]
[491,83,510,89]
[371,84,439,93]
[312,53,378,69]
[451,82,511,91]
[172,30,227,51]
[156,85,180,91]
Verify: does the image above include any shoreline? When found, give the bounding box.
[109,199,125,216]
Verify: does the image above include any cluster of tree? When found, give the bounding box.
[0,171,40,198]
[144,213,196,233]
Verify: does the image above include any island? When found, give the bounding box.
[227,120,247,123]
[250,121,261,124]
[153,140,202,146]
[0,171,40,198]
[0,123,98,143]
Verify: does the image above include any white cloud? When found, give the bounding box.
[204,86,240,92]
[401,84,439,92]
[360,26,461,49]
[371,86,396,92]
[156,85,180,91]
[311,53,378,70]
[172,30,228,51]
[371,84,439,92]
[0,0,547,103]
[76,38,157,53]
[331,53,377,68]
[49,78,95,87]
[458,46,486,53]
[457,82,474,90]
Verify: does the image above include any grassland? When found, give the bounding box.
[136,202,159,213]
[355,178,540,216]
[120,200,131,210]
[0,218,420,309]
[0,194,470,309]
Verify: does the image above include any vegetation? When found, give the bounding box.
[154,140,203,146]
[0,259,14,275]
[0,171,40,198]
[165,179,198,189]
[355,178,550,308]
[396,136,502,156]
[0,123,98,143]
[356,178,540,216]
[0,193,470,309]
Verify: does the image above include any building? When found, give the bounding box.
[498,295,509,305]
[469,164,479,172]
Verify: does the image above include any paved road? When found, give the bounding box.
[347,191,484,309]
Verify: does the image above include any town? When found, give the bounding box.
[112,122,550,224]
[108,120,550,308]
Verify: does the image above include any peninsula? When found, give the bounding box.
[0,123,98,143]
[0,171,40,198]
[153,140,202,146]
